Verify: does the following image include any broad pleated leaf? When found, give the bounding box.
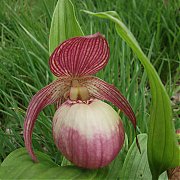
[24,77,71,162]
[121,134,168,179]
[0,148,108,179]
[49,0,84,55]
[49,33,109,77]
[83,10,180,179]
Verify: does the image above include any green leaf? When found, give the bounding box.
[49,0,84,55]
[121,134,167,180]
[0,148,108,179]
[83,10,180,179]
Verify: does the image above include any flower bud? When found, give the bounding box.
[53,99,124,169]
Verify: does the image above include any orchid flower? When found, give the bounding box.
[24,32,139,169]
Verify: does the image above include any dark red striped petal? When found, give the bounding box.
[49,32,109,77]
[24,78,71,162]
[81,76,141,152]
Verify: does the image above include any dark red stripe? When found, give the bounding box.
[49,33,110,77]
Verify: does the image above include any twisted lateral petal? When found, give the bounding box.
[49,32,109,77]
[24,78,71,162]
[81,76,140,151]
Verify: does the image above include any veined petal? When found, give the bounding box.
[24,77,71,162]
[81,76,140,151]
[49,32,109,77]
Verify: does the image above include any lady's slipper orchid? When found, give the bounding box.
[24,32,139,169]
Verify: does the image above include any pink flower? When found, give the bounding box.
[24,32,139,169]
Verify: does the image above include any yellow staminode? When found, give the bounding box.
[70,79,90,101]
